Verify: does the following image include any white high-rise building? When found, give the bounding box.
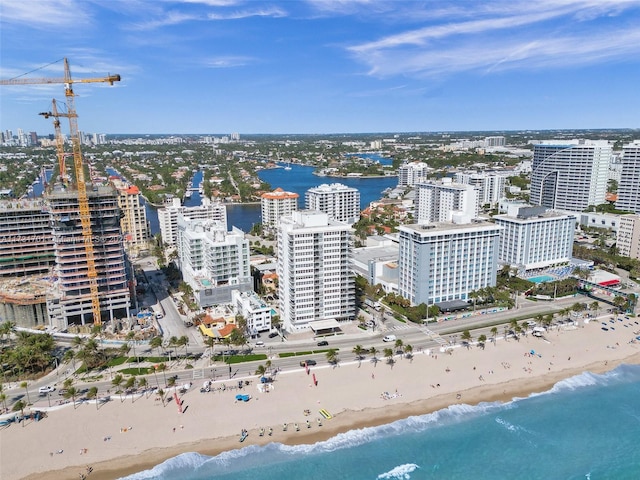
[415,178,478,224]
[111,179,149,255]
[398,161,430,187]
[494,205,575,273]
[616,141,640,214]
[232,290,272,334]
[159,197,227,246]
[305,183,360,225]
[277,210,355,332]
[530,140,611,211]
[177,218,251,307]
[484,136,506,147]
[398,220,502,306]
[261,188,298,229]
[617,215,640,260]
[455,171,507,207]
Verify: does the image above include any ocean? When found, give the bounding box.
[121,364,640,479]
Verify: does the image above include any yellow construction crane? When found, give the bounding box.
[1,58,121,325]
[39,99,68,184]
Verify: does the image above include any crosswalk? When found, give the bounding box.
[384,323,449,347]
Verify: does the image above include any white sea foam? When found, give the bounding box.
[119,452,209,479]
[377,463,420,479]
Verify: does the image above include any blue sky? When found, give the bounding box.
[1,0,640,135]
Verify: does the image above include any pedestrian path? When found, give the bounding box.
[419,327,449,347]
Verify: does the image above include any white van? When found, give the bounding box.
[383,334,397,342]
[39,386,55,395]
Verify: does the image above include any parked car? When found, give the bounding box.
[268,332,279,338]
[255,341,265,347]
[300,359,317,367]
[317,340,329,346]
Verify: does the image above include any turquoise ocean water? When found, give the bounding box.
[121,364,640,480]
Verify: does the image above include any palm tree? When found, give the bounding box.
[404,344,413,359]
[119,342,131,361]
[87,386,99,410]
[0,385,7,412]
[477,334,487,350]
[126,331,139,364]
[137,377,148,397]
[157,388,166,407]
[156,363,168,386]
[461,330,472,346]
[490,327,498,345]
[125,377,137,402]
[0,320,16,343]
[167,376,177,388]
[178,335,189,356]
[12,399,26,427]
[265,359,272,375]
[63,386,79,409]
[394,338,404,357]
[203,336,216,364]
[255,365,266,377]
[325,348,339,366]
[352,345,365,366]
[168,336,179,360]
[111,374,124,402]
[63,349,76,372]
[383,348,394,366]
[149,336,163,358]
[590,301,600,318]
[369,346,379,367]
[20,381,30,405]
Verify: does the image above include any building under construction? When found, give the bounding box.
[0,187,132,329]
[0,199,55,327]
[47,185,131,326]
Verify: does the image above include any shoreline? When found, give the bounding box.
[36,357,640,480]
[5,317,640,480]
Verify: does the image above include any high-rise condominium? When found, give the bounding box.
[530,140,611,211]
[616,141,640,214]
[277,210,354,332]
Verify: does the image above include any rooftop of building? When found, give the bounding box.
[400,219,501,235]
[261,187,298,199]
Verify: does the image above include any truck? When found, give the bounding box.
[364,298,382,311]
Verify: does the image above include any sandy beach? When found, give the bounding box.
[2,315,640,480]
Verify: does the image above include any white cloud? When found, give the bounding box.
[202,55,255,68]
[0,0,92,28]
[346,0,640,77]
[206,7,287,20]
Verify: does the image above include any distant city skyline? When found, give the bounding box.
[1,0,640,135]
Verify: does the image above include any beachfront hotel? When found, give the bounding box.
[616,141,640,214]
[277,210,355,332]
[260,187,298,230]
[494,205,576,274]
[414,178,479,224]
[305,183,360,225]
[158,197,227,246]
[530,139,611,211]
[397,219,501,307]
[176,217,252,307]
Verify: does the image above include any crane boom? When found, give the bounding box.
[1,58,121,326]
[39,99,68,184]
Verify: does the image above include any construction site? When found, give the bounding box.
[0,59,136,330]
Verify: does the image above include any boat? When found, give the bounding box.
[284,162,292,171]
